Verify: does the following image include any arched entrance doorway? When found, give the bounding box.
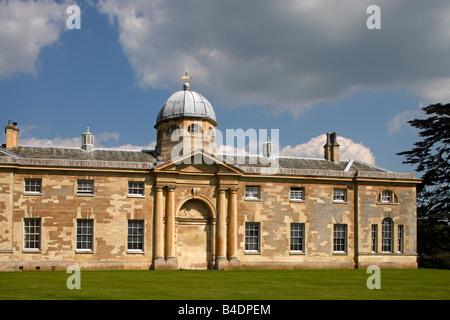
[176,200,212,270]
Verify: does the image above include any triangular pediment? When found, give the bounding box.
[153,149,243,175]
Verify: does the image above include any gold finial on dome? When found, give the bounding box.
[181,72,191,90]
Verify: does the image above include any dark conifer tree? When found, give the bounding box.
[397,103,450,268]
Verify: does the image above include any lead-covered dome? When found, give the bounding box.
[156,82,216,126]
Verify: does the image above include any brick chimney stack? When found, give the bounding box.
[5,120,19,148]
[324,132,339,162]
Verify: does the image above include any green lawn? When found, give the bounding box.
[0,269,449,300]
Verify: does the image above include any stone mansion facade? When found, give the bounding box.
[0,80,419,271]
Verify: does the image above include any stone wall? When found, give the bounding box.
[0,165,418,271]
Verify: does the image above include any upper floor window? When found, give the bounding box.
[77,180,94,195]
[333,188,347,202]
[290,187,305,202]
[245,186,260,200]
[128,182,145,197]
[24,178,42,194]
[378,190,398,204]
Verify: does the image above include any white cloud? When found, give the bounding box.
[19,135,80,148]
[387,109,423,135]
[96,0,450,114]
[217,144,246,156]
[19,131,156,150]
[280,134,375,165]
[0,0,69,79]
[410,78,450,105]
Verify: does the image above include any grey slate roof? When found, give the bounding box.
[221,155,386,172]
[0,145,398,178]
[3,146,157,163]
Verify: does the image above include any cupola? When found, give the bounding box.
[155,74,217,161]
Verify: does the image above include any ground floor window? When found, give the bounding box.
[245,222,260,252]
[333,224,347,253]
[76,219,93,251]
[24,218,41,250]
[371,224,378,253]
[290,223,305,252]
[128,220,144,251]
[382,218,393,253]
[398,225,404,253]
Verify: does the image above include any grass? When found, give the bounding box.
[0,269,449,300]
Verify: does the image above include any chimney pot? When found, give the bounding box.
[5,120,19,148]
[324,132,339,162]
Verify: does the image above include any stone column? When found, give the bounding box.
[165,185,178,269]
[216,188,227,268]
[153,185,165,268]
[228,188,238,260]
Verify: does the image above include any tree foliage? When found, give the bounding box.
[397,103,450,267]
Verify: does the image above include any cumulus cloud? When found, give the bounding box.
[280,134,375,165]
[18,130,156,150]
[387,109,423,135]
[96,0,450,114]
[19,135,80,148]
[0,0,69,79]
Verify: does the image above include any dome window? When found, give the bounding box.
[188,123,202,134]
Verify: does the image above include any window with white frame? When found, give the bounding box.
[378,190,398,204]
[290,187,305,201]
[333,188,347,202]
[77,180,94,194]
[128,220,144,251]
[245,222,260,252]
[24,218,41,250]
[398,225,404,253]
[371,224,378,253]
[290,223,305,252]
[24,178,42,194]
[381,190,392,203]
[382,218,393,253]
[333,224,347,253]
[76,219,93,251]
[128,182,144,196]
[245,186,260,200]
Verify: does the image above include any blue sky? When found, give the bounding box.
[1,0,449,174]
